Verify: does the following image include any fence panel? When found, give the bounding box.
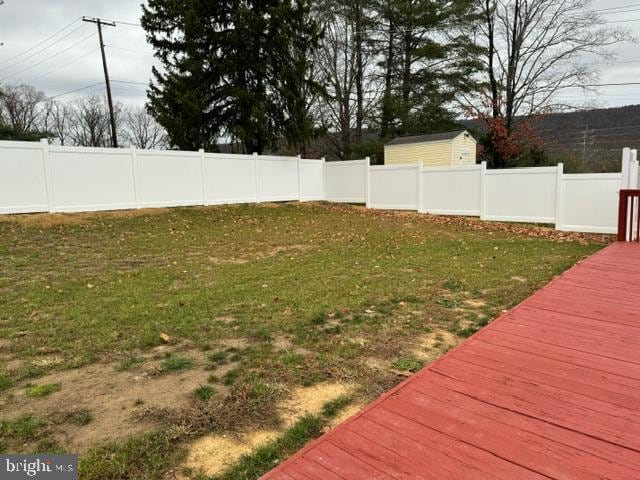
[484,167,558,223]
[204,153,257,205]
[50,146,136,212]
[421,165,481,216]
[136,150,203,208]
[369,164,418,210]
[558,173,621,234]
[256,156,299,202]
[0,140,633,235]
[0,141,48,214]
[324,159,366,203]
[299,159,325,201]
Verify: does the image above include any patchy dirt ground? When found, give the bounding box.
[181,382,353,478]
[0,208,172,228]
[412,329,459,364]
[0,344,223,453]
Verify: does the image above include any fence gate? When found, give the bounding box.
[618,189,640,241]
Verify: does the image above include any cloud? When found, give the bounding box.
[0,0,638,108]
[0,0,155,105]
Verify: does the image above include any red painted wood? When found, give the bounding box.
[261,243,640,480]
[618,190,640,241]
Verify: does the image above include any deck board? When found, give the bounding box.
[261,242,640,479]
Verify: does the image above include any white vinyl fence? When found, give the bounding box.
[0,140,324,214]
[1,139,638,235]
[365,148,640,234]
[324,159,367,203]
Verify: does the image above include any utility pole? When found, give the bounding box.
[82,16,118,147]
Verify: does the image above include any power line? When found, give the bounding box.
[599,8,640,16]
[562,82,640,88]
[0,17,81,67]
[603,17,640,23]
[0,23,88,75]
[595,3,640,13]
[107,19,142,28]
[49,82,104,99]
[112,79,148,86]
[28,48,99,83]
[105,44,151,55]
[0,31,96,82]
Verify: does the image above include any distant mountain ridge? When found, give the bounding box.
[464,104,640,153]
[462,104,640,171]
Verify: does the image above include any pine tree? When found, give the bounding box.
[376,0,482,138]
[142,0,322,153]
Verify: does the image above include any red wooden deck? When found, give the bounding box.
[261,242,640,480]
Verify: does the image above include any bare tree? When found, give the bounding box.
[44,99,70,145]
[314,1,379,159]
[0,84,47,133]
[122,106,167,149]
[67,95,119,147]
[474,0,629,133]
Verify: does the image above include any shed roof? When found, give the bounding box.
[386,130,472,146]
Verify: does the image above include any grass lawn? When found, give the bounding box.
[0,202,607,479]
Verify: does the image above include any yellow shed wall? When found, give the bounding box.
[384,141,453,166]
[450,134,477,165]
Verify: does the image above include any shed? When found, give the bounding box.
[384,130,477,166]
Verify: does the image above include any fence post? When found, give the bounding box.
[199,148,207,206]
[621,147,631,189]
[630,149,639,189]
[554,163,564,231]
[297,154,302,202]
[321,157,326,201]
[130,146,141,209]
[365,156,371,208]
[417,160,423,213]
[479,161,487,220]
[40,139,54,213]
[618,190,630,241]
[253,152,260,203]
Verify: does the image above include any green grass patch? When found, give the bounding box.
[0,371,13,391]
[392,357,424,373]
[194,385,215,401]
[115,356,145,372]
[25,383,61,398]
[208,351,227,365]
[435,297,461,309]
[71,409,93,426]
[211,415,323,480]
[321,394,353,417]
[79,429,182,480]
[159,354,192,372]
[0,415,45,443]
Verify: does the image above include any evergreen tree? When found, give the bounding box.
[376,0,481,138]
[142,0,322,153]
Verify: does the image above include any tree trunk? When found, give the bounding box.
[380,1,395,138]
[400,29,412,133]
[354,0,364,142]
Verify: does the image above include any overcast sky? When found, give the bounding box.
[0,0,639,109]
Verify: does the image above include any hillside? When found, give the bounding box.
[465,105,640,172]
